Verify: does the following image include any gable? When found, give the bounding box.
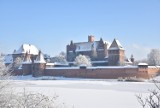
[109,39,124,50]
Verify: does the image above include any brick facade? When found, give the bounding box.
[12,64,160,79]
[66,36,110,64]
[66,36,125,66]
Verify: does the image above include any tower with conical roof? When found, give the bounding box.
[108,39,125,66]
[32,50,46,77]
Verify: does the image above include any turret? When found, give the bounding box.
[88,35,95,42]
[22,52,32,75]
[108,39,125,66]
[32,51,46,77]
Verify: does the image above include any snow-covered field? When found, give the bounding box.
[10,76,157,108]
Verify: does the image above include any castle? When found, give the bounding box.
[4,36,160,79]
[67,35,126,66]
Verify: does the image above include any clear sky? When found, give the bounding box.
[0,0,160,60]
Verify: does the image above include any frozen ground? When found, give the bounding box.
[9,75,158,108]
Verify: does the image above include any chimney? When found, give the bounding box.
[88,35,95,42]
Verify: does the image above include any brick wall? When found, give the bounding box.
[44,67,149,79]
[22,64,32,75]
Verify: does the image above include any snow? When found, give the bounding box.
[149,66,160,68]
[91,60,108,63]
[109,39,124,50]
[22,54,32,64]
[46,67,79,69]
[9,75,157,108]
[34,53,46,63]
[4,54,13,63]
[46,63,54,66]
[115,39,123,48]
[138,63,148,66]
[75,41,99,52]
[45,66,138,69]
[13,44,39,55]
[22,61,32,64]
[75,40,110,52]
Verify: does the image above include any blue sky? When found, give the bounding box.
[0,0,160,60]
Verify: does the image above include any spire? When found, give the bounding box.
[100,37,103,41]
[70,40,73,45]
[34,50,46,63]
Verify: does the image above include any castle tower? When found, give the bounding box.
[108,39,125,66]
[66,40,76,62]
[22,52,32,75]
[32,51,46,77]
[88,35,95,42]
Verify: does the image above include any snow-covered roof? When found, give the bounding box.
[4,54,13,63]
[75,41,98,52]
[34,52,46,63]
[54,62,69,66]
[109,39,124,50]
[13,44,39,55]
[91,61,108,63]
[46,63,55,66]
[22,53,32,64]
[138,63,148,66]
[125,59,132,64]
[75,41,110,52]
[148,66,160,68]
[115,39,123,48]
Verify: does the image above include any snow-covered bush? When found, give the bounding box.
[75,54,92,67]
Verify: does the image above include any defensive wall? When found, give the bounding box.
[12,66,160,79]
[44,66,149,79]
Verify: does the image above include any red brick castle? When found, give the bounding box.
[67,35,125,66]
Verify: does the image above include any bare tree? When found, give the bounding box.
[0,55,12,78]
[134,59,148,66]
[13,57,23,68]
[2,88,61,108]
[75,54,92,67]
[0,53,65,108]
[137,79,160,108]
[0,54,13,107]
[51,52,67,64]
[147,49,160,66]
